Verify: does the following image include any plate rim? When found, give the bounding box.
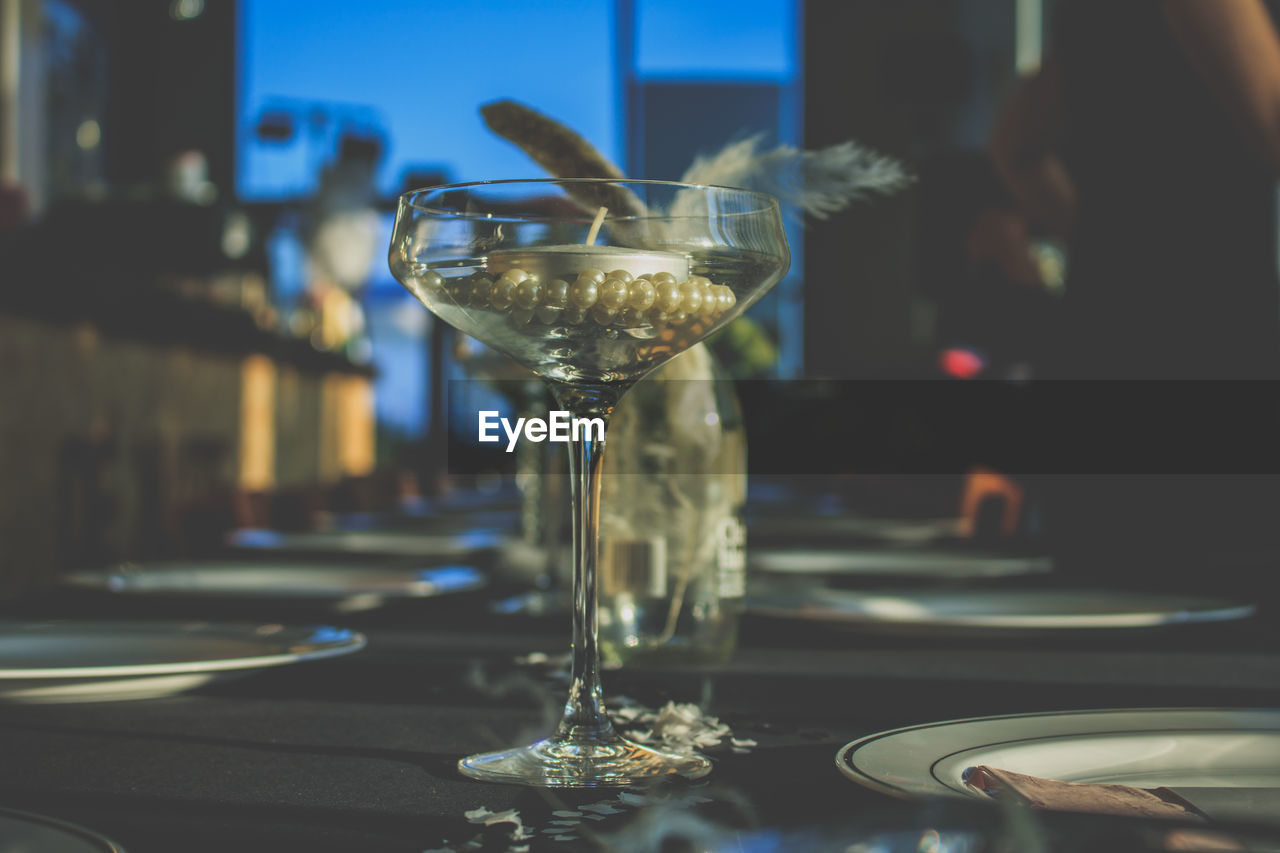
[61,563,486,600]
[836,706,1280,799]
[225,527,504,554]
[750,588,1256,630]
[749,549,1052,579]
[0,621,366,679]
[0,805,127,852]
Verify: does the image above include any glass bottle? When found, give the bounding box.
[597,342,747,666]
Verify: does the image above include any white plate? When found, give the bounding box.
[65,562,485,611]
[0,807,125,852]
[227,528,504,558]
[750,548,1050,579]
[838,708,1280,809]
[748,585,1254,634]
[0,621,365,703]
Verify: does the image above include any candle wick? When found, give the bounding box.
[584,206,608,247]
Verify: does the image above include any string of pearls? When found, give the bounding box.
[417,267,736,329]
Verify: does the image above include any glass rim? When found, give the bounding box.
[396,177,782,221]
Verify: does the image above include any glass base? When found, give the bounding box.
[458,734,712,788]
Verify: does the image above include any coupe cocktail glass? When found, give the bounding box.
[389,179,789,786]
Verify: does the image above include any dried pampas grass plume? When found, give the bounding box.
[479,98,650,229]
[477,98,912,247]
[680,133,912,219]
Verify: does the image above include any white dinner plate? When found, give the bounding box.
[748,585,1255,634]
[749,548,1051,579]
[0,807,125,852]
[227,527,504,558]
[65,561,485,611]
[0,621,365,703]
[838,708,1280,816]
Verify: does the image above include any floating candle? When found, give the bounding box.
[486,244,690,283]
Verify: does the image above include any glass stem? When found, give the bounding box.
[551,385,621,744]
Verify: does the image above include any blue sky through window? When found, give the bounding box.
[635,0,796,77]
[239,0,620,199]
[238,0,798,199]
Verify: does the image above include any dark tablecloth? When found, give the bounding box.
[1,588,1278,852]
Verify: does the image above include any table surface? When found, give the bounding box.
[0,583,1278,853]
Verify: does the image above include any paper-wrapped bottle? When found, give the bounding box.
[597,342,747,666]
